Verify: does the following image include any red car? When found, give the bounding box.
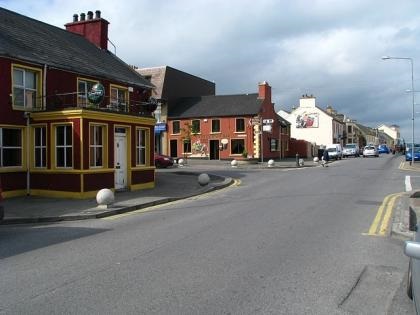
[154,153,174,168]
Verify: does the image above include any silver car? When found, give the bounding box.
[405,227,420,313]
[343,144,360,157]
[362,145,379,158]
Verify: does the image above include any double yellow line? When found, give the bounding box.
[367,192,403,236]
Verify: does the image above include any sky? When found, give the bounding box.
[2,0,420,142]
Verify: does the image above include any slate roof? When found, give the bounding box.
[0,7,152,89]
[169,93,263,119]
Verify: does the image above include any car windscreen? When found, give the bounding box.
[344,144,356,148]
[327,148,337,152]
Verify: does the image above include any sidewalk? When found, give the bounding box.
[0,171,234,225]
[392,159,420,239]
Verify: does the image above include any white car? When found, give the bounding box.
[343,144,360,157]
[363,145,379,157]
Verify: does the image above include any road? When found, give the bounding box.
[0,154,416,314]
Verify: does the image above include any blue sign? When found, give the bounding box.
[154,123,167,134]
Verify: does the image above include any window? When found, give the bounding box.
[110,86,128,111]
[136,128,147,165]
[212,119,220,133]
[34,126,47,168]
[348,125,352,133]
[236,118,245,132]
[89,125,103,167]
[13,66,41,110]
[77,79,98,107]
[270,139,279,151]
[191,120,200,134]
[172,121,180,134]
[183,140,191,153]
[0,128,22,167]
[231,139,245,155]
[56,125,72,168]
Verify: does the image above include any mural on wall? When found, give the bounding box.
[296,112,319,128]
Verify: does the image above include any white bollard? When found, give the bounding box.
[198,173,210,186]
[299,158,304,166]
[178,158,184,167]
[313,157,319,163]
[267,159,274,167]
[231,159,238,168]
[96,188,115,209]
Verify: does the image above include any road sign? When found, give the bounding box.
[263,119,274,124]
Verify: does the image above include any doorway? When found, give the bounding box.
[114,130,127,190]
[170,139,178,158]
[209,140,220,160]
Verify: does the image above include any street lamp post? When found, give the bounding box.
[382,56,415,164]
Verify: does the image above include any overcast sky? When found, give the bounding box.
[2,0,420,141]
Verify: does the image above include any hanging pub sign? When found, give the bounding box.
[87,83,105,104]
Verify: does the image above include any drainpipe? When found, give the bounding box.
[25,112,30,195]
[43,64,47,109]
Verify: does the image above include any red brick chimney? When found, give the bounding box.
[65,10,109,50]
[258,81,271,103]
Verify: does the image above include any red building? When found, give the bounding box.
[168,82,290,161]
[0,8,156,199]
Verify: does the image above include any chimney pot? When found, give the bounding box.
[87,11,93,20]
[80,13,86,21]
[95,10,101,19]
[73,14,78,22]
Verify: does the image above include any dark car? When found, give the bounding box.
[377,144,390,154]
[154,153,174,168]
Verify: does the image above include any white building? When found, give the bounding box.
[278,95,344,147]
[377,124,400,141]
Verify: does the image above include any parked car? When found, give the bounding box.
[377,144,390,154]
[404,225,420,312]
[343,144,360,157]
[154,153,174,168]
[362,145,379,157]
[406,146,420,162]
[326,144,343,160]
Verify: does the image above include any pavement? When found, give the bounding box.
[0,158,313,225]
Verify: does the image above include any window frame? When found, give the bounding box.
[110,84,129,112]
[235,118,245,133]
[77,78,99,107]
[34,125,47,168]
[230,138,245,155]
[89,124,105,168]
[172,121,181,135]
[0,127,23,167]
[135,127,149,166]
[211,119,221,133]
[55,124,73,168]
[12,64,42,110]
[191,119,201,134]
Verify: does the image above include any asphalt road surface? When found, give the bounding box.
[0,154,416,314]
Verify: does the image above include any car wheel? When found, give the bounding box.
[408,259,413,299]
[155,160,161,168]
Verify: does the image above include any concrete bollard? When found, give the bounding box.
[231,159,238,168]
[96,188,114,209]
[313,157,319,163]
[198,173,210,186]
[267,159,274,167]
[178,158,185,167]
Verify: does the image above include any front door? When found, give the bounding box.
[170,139,178,158]
[209,140,220,160]
[114,131,127,190]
